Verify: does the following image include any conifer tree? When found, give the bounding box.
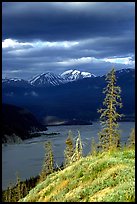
[98,68,123,151]
[39,141,54,182]
[8,182,12,202]
[128,128,135,147]
[16,173,21,200]
[72,131,83,162]
[64,130,74,167]
[76,130,83,160]
[91,137,97,156]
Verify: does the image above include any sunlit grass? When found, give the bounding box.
[19,147,135,202]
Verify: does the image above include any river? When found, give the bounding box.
[2,122,135,190]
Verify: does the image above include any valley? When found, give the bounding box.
[2,69,135,125]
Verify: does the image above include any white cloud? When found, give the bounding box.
[2,38,79,57]
[57,56,112,66]
[2,39,33,48]
[3,70,22,74]
[2,38,79,49]
[57,57,100,66]
[56,55,135,67]
[103,56,135,65]
[33,40,79,48]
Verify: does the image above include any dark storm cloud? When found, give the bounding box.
[2,2,134,41]
[2,2,135,79]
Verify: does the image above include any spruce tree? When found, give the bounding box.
[98,68,123,151]
[64,130,74,167]
[8,182,12,202]
[128,128,135,147]
[39,141,54,182]
[75,131,83,160]
[91,137,97,156]
[72,131,83,162]
[16,173,22,200]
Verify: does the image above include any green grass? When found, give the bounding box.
[19,147,135,202]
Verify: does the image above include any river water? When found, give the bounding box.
[2,122,135,190]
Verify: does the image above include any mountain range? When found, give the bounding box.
[2,69,96,88]
[2,68,135,125]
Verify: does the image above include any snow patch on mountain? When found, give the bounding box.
[116,68,133,74]
[61,69,96,81]
[2,78,32,87]
[81,71,96,78]
[29,72,67,87]
[3,78,22,82]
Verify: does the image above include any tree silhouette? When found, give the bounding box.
[64,130,74,167]
[39,141,54,182]
[98,68,123,151]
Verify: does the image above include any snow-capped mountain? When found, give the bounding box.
[116,68,133,74]
[2,69,95,88]
[112,68,135,80]
[116,68,134,76]
[60,69,96,81]
[29,72,67,87]
[2,78,32,87]
[2,68,135,124]
[3,69,134,89]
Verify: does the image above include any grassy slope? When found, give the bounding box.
[20,147,135,202]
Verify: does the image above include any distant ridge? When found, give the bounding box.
[2,69,96,87]
[2,68,134,88]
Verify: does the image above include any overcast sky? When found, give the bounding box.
[2,2,135,79]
